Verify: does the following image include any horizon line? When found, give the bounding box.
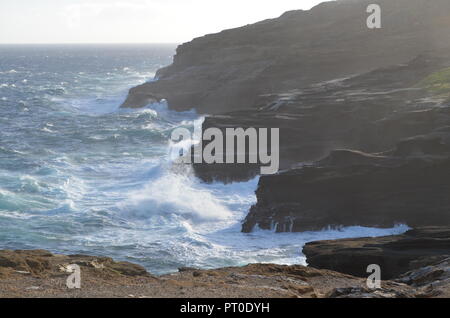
[0,42,180,45]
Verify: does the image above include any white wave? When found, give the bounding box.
[40,127,55,133]
[0,70,18,75]
[119,171,234,223]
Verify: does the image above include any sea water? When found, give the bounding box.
[0,44,408,275]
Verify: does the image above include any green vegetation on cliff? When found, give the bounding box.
[420,67,450,97]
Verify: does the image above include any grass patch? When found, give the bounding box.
[419,67,450,97]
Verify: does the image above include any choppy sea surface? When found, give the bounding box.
[0,44,408,275]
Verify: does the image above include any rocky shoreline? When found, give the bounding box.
[121,0,450,233]
[0,227,448,298]
[34,0,448,299]
[2,0,450,300]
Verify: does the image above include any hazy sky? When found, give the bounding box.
[0,0,328,44]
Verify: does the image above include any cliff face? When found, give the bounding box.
[194,54,450,183]
[122,0,450,114]
[239,52,450,232]
[121,0,450,233]
[243,153,450,233]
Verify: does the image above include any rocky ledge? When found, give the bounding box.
[0,246,448,298]
[0,249,366,298]
[2,227,449,298]
[303,226,450,297]
[304,227,450,279]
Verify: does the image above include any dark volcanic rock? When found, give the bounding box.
[397,257,450,297]
[193,54,450,183]
[242,152,450,233]
[303,227,450,280]
[239,58,450,231]
[326,286,414,298]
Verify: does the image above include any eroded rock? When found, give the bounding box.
[303,227,450,280]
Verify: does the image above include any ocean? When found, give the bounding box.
[0,44,408,275]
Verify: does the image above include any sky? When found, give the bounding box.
[0,0,328,44]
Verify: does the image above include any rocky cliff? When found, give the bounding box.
[122,0,450,114]
[242,155,450,233]
[122,0,450,232]
[195,54,450,183]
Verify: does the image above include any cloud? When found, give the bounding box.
[2,0,326,43]
[62,0,161,30]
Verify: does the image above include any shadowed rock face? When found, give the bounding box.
[194,54,450,183]
[242,154,450,233]
[303,227,450,282]
[209,54,450,233]
[122,0,450,114]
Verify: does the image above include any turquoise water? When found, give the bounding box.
[0,44,408,275]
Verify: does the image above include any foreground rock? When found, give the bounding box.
[397,257,450,298]
[303,227,450,280]
[0,249,358,298]
[327,256,450,298]
[0,249,448,298]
